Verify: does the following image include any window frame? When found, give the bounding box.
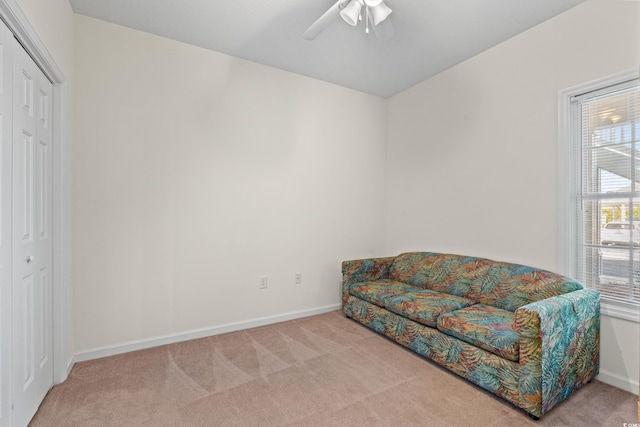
[558,69,640,323]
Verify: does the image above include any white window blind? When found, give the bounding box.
[572,79,640,306]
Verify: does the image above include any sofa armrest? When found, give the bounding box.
[341,257,395,308]
[513,289,600,418]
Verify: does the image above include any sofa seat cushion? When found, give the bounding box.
[349,281,474,328]
[349,280,419,308]
[436,304,520,362]
[384,290,474,328]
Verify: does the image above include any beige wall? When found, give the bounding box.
[387,0,640,393]
[14,0,75,362]
[14,0,73,71]
[72,15,387,352]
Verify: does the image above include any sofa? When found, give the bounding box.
[341,252,600,419]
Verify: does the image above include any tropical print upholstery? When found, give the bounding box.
[341,252,600,419]
[349,280,474,327]
[342,257,395,307]
[387,252,584,312]
[437,304,519,362]
[389,252,484,301]
[348,280,417,308]
[342,256,395,285]
[383,290,473,328]
[514,289,600,417]
[478,263,584,312]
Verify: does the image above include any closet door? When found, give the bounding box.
[11,37,53,427]
[0,22,14,427]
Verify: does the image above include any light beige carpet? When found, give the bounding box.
[30,310,636,426]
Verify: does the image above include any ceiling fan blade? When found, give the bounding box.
[369,13,394,42]
[303,0,344,40]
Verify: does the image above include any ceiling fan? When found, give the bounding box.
[303,0,394,41]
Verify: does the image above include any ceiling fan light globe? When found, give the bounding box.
[370,2,392,26]
[340,0,364,26]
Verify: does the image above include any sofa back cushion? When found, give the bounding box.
[389,252,583,312]
[477,263,583,312]
[389,252,484,302]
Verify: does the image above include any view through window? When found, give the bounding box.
[573,79,640,306]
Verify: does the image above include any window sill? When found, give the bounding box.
[600,299,640,323]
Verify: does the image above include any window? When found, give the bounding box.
[559,70,640,322]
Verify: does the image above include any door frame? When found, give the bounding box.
[0,0,68,384]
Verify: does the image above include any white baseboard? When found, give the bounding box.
[597,369,639,395]
[73,304,342,364]
[66,355,75,377]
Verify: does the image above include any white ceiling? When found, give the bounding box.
[68,0,585,98]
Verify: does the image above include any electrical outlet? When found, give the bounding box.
[295,273,302,285]
[259,276,268,289]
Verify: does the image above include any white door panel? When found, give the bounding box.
[0,12,58,426]
[35,71,52,378]
[11,37,53,427]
